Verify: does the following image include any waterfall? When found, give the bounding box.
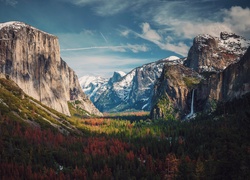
[186,89,195,119]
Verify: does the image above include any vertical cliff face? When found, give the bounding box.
[150,64,201,119]
[0,21,102,116]
[196,46,250,111]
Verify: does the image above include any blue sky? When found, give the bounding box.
[0,0,250,77]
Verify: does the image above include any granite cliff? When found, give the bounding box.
[150,64,201,119]
[196,46,250,112]
[151,32,250,119]
[0,21,102,116]
[185,32,250,73]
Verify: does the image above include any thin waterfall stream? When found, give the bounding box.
[186,89,195,119]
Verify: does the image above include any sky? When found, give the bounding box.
[0,0,250,78]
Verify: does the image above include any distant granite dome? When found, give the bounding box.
[0,21,102,116]
[108,71,126,85]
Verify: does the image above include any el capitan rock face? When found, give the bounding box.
[0,21,102,116]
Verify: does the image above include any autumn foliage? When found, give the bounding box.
[1,94,250,180]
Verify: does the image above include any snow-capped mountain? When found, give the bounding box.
[79,56,184,112]
[79,71,126,103]
[79,75,109,102]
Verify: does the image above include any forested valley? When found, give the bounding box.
[1,78,250,179]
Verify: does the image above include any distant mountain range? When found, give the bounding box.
[79,56,185,112]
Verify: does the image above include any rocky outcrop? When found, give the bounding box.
[185,32,250,73]
[196,46,250,112]
[0,21,102,116]
[151,32,250,119]
[150,64,201,119]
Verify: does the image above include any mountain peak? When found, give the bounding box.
[109,71,126,85]
[0,21,55,37]
[220,31,241,40]
[114,71,126,77]
[0,21,26,29]
[164,56,180,61]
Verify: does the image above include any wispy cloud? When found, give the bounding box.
[100,32,108,43]
[121,22,189,56]
[149,4,250,39]
[140,23,162,42]
[63,0,150,16]
[61,44,149,53]
[222,6,250,38]
[148,2,227,39]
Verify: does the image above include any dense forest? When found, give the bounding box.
[0,78,250,179]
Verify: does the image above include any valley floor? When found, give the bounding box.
[1,108,250,179]
[0,78,250,179]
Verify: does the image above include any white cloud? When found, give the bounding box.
[151,4,250,39]
[120,29,130,37]
[223,6,250,38]
[140,23,189,56]
[131,4,250,57]
[141,23,162,42]
[124,22,189,56]
[157,42,189,57]
[171,21,231,39]
[81,29,94,36]
[126,43,149,53]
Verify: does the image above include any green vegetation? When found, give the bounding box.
[156,95,175,120]
[183,76,201,89]
[0,78,250,179]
